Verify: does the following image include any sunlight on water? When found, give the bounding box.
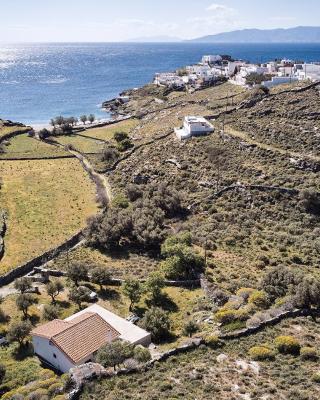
[0,42,320,125]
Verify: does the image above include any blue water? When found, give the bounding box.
[1,42,320,125]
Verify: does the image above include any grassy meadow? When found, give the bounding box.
[0,158,97,273]
[55,119,139,154]
[0,134,69,159]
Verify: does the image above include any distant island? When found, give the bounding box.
[189,26,320,43]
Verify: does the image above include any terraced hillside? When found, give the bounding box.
[80,316,320,400]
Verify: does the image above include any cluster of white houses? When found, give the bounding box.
[154,55,320,90]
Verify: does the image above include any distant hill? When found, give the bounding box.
[189,26,320,43]
[126,35,182,43]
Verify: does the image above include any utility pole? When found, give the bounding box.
[66,250,70,270]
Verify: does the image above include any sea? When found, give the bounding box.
[1,42,320,126]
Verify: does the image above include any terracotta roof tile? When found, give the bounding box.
[31,320,70,339]
[31,312,120,363]
[52,313,120,363]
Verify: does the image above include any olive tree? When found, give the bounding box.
[16,294,36,318]
[122,279,143,311]
[68,286,91,309]
[14,278,32,294]
[7,321,32,346]
[96,340,133,370]
[46,280,64,304]
[66,263,88,286]
[90,267,111,291]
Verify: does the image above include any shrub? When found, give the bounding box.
[48,382,63,397]
[249,345,275,361]
[43,304,60,321]
[215,308,249,325]
[274,335,301,355]
[0,363,6,384]
[139,307,171,342]
[96,340,134,370]
[204,335,221,349]
[113,194,129,209]
[114,131,129,142]
[300,346,318,361]
[312,372,320,383]
[117,138,133,152]
[183,320,199,337]
[236,287,255,302]
[248,290,269,308]
[27,388,49,400]
[133,345,151,363]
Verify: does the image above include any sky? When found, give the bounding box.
[0,0,319,42]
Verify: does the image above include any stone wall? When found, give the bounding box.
[0,127,31,144]
[0,231,84,287]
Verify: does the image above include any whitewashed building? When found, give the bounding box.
[202,55,222,64]
[154,72,185,88]
[175,116,214,140]
[31,304,151,373]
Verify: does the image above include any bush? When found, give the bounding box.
[249,345,275,361]
[48,383,62,397]
[312,372,320,383]
[236,287,255,302]
[43,304,60,321]
[27,388,49,400]
[274,335,301,355]
[204,335,220,349]
[248,290,269,308]
[117,138,133,152]
[300,346,318,361]
[133,345,151,363]
[113,194,129,209]
[183,320,199,337]
[0,363,6,384]
[114,131,129,142]
[139,307,171,342]
[215,308,249,325]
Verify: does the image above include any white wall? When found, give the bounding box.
[32,335,75,373]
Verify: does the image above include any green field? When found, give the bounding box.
[55,119,139,153]
[0,134,69,159]
[0,125,30,141]
[0,158,98,273]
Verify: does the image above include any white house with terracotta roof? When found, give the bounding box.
[31,305,151,373]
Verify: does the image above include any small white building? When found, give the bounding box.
[202,55,222,65]
[31,304,151,373]
[262,76,299,88]
[154,72,185,88]
[175,116,214,140]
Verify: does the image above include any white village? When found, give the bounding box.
[154,54,320,90]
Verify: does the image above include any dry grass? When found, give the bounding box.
[55,120,139,154]
[0,159,97,273]
[0,134,69,159]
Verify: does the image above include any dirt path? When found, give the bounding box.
[69,148,112,203]
[225,125,320,163]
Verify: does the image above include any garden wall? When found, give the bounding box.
[0,231,84,287]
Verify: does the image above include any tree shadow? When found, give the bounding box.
[29,314,40,325]
[99,287,121,301]
[145,293,178,312]
[133,305,148,317]
[12,342,34,361]
[56,300,71,309]
[155,331,178,345]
